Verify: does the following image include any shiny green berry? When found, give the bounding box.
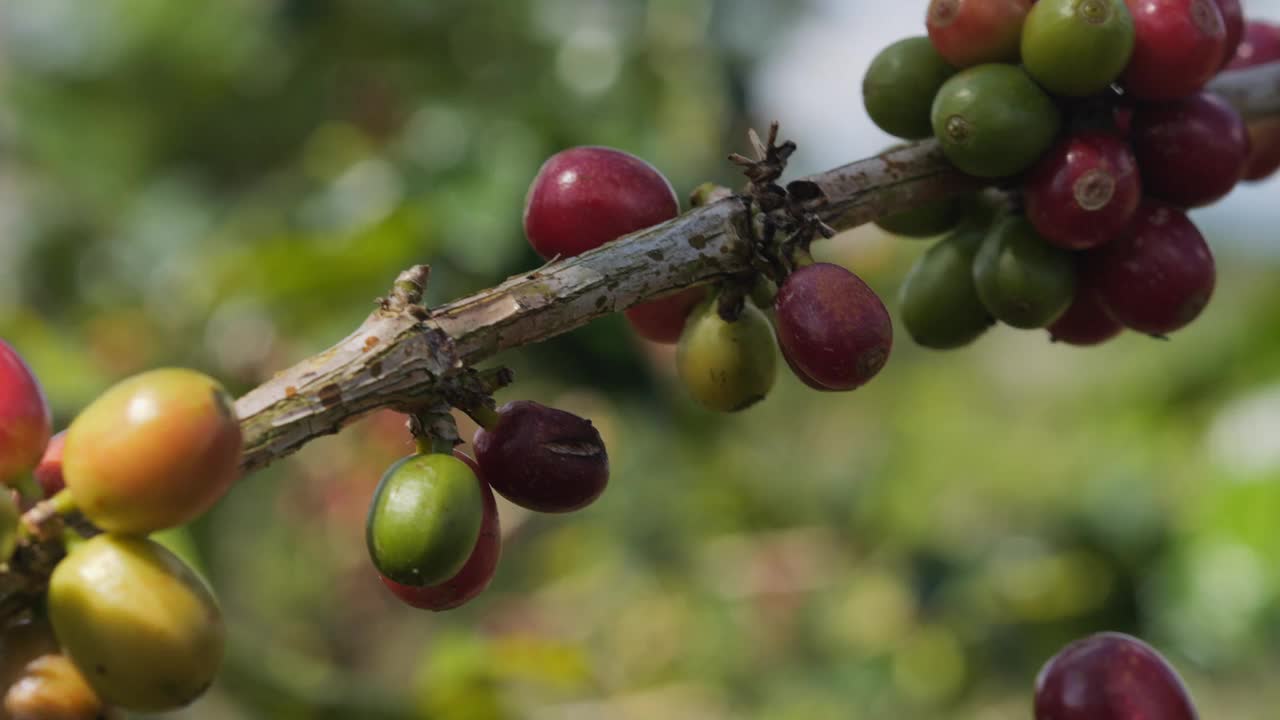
[931,64,1062,178]
[973,215,1076,328]
[864,37,957,139]
[366,453,485,587]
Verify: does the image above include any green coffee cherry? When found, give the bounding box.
[864,37,957,139]
[900,224,996,349]
[48,535,225,713]
[931,64,1062,178]
[677,299,777,412]
[973,215,1076,328]
[366,453,485,587]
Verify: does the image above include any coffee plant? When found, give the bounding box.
[1,0,1279,716]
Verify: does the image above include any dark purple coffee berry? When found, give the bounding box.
[1130,92,1249,208]
[1035,632,1199,720]
[1089,199,1215,336]
[473,401,608,514]
[1049,284,1124,346]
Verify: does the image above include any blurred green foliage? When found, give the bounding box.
[4,1,1280,718]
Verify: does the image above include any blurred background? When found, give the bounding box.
[4,0,1280,718]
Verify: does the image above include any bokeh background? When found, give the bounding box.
[4,0,1280,718]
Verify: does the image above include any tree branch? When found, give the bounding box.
[3,62,1278,616]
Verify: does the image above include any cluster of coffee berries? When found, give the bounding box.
[866,0,1276,349]
[1035,632,1199,719]
[522,146,893,411]
[367,401,608,611]
[0,340,241,716]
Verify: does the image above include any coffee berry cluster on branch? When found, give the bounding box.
[869,0,1278,350]
[2,0,1278,715]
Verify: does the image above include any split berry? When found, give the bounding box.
[473,401,609,513]
[775,263,893,391]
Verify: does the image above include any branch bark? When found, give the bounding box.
[3,62,1279,616]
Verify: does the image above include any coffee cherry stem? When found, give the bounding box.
[460,404,501,433]
[407,406,463,456]
[45,490,77,518]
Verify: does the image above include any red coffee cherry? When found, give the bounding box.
[522,146,678,261]
[1227,22,1280,182]
[926,0,1034,67]
[1049,284,1124,346]
[1121,0,1227,100]
[1089,199,1215,336]
[774,263,893,392]
[1211,0,1243,68]
[1024,131,1141,250]
[473,401,608,513]
[33,431,67,498]
[623,287,707,345]
[0,340,52,487]
[1035,632,1198,720]
[1130,92,1249,208]
[380,452,501,611]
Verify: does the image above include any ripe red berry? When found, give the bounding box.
[1121,0,1227,100]
[1131,92,1249,208]
[1227,22,1280,182]
[1211,0,1243,68]
[522,146,679,261]
[0,340,52,488]
[33,430,66,498]
[623,287,707,345]
[774,263,893,392]
[380,453,501,611]
[1034,632,1199,720]
[926,0,1034,67]
[1024,131,1141,249]
[1089,199,1215,336]
[473,401,608,513]
[1049,284,1124,346]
